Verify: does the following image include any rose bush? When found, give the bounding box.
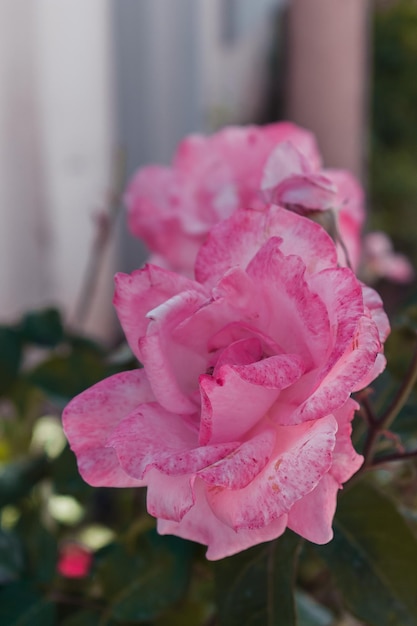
[125,122,364,275]
[63,206,389,560]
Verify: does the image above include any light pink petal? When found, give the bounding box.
[331,398,363,484]
[287,473,339,544]
[199,352,304,446]
[113,265,205,362]
[246,238,331,368]
[291,316,381,424]
[230,353,305,389]
[363,231,413,284]
[326,169,365,271]
[140,289,210,414]
[326,169,365,231]
[210,337,263,371]
[270,174,337,211]
[308,267,365,373]
[195,206,337,288]
[198,428,276,489]
[146,470,196,522]
[208,321,283,356]
[362,283,391,343]
[261,141,309,191]
[62,370,154,487]
[107,404,238,479]
[199,367,279,446]
[206,415,337,530]
[158,478,289,560]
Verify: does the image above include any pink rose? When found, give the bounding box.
[261,143,365,270]
[57,543,92,578]
[125,123,364,276]
[362,231,414,284]
[63,207,388,560]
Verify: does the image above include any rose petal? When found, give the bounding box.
[113,265,205,361]
[246,238,331,368]
[62,370,154,487]
[287,473,339,543]
[331,398,363,484]
[199,353,304,446]
[107,404,238,479]
[290,316,381,424]
[195,206,337,288]
[140,289,209,414]
[361,283,390,343]
[206,415,337,530]
[198,428,276,489]
[158,478,288,560]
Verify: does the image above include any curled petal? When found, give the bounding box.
[287,473,339,544]
[198,428,276,489]
[195,206,338,288]
[199,354,303,446]
[62,370,154,487]
[206,415,337,530]
[158,478,289,560]
[113,265,205,361]
[107,403,238,479]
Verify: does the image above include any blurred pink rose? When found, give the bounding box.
[63,207,388,560]
[57,542,92,578]
[126,123,364,275]
[362,231,414,284]
[261,143,364,270]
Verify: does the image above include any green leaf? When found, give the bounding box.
[0,582,56,625]
[214,530,301,626]
[51,445,94,500]
[19,308,64,347]
[26,344,108,404]
[0,456,49,509]
[0,327,22,396]
[316,481,417,626]
[16,514,57,584]
[59,610,101,626]
[96,530,193,623]
[0,530,24,584]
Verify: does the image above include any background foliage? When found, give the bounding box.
[1,2,417,624]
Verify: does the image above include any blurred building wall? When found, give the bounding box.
[0,0,368,340]
[0,0,115,339]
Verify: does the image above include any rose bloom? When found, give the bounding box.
[362,231,414,284]
[63,207,389,560]
[125,123,364,276]
[57,542,92,578]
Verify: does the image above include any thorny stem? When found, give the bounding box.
[72,150,125,329]
[369,448,417,468]
[361,332,417,469]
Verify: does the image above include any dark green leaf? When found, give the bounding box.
[316,481,417,626]
[51,445,94,499]
[214,530,301,626]
[59,609,101,626]
[19,308,64,347]
[26,345,108,404]
[0,530,24,584]
[96,530,193,622]
[0,582,55,625]
[0,456,49,509]
[16,515,57,584]
[0,327,22,396]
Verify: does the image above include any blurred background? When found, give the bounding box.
[0,0,415,340]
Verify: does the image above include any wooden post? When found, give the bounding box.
[287,0,370,179]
